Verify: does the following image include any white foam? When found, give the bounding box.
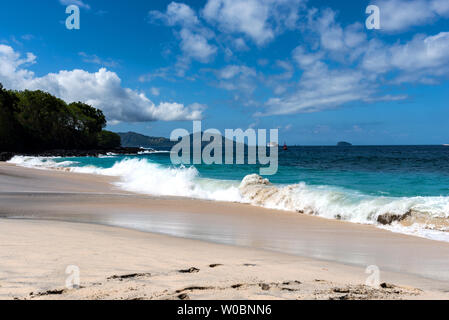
[380,223,449,242]
[138,150,170,154]
[8,156,78,169]
[8,156,449,242]
[239,174,449,223]
[70,158,242,202]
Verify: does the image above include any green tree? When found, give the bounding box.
[67,102,107,148]
[0,84,23,151]
[97,130,121,149]
[0,84,117,152]
[15,90,70,149]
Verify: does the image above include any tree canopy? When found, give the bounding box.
[0,84,121,152]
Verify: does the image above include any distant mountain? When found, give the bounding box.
[118,131,249,149]
[117,132,175,148]
[337,141,352,147]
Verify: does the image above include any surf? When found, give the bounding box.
[8,155,449,242]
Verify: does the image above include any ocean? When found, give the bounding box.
[9,145,449,242]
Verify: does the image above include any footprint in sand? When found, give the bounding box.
[209,264,223,268]
[107,273,151,280]
[178,267,200,274]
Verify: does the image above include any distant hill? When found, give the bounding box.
[117,132,175,148]
[118,131,249,149]
[337,141,352,147]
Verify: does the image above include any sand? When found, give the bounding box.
[0,162,448,300]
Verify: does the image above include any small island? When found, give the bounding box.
[337,141,352,147]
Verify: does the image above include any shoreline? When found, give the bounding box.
[8,154,449,244]
[1,162,449,299]
[0,147,142,162]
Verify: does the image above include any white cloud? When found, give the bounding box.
[390,32,449,71]
[217,65,256,80]
[78,52,118,68]
[203,0,273,45]
[59,0,90,10]
[179,28,217,63]
[150,87,160,96]
[203,0,304,45]
[0,45,204,122]
[292,46,323,68]
[260,6,448,117]
[304,5,449,69]
[148,0,305,72]
[262,62,375,115]
[362,32,449,83]
[149,2,199,27]
[0,45,36,88]
[374,0,449,32]
[138,68,173,82]
[233,37,249,51]
[214,65,258,93]
[146,2,449,117]
[431,0,449,16]
[149,2,217,63]
[21,34,34,41]
[306,8,367,62]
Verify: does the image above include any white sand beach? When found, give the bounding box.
[1,163,449,300]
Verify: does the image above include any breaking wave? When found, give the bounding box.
[8,156,449,242]
[238,174,449,241]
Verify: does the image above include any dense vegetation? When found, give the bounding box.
[0,83,121,152]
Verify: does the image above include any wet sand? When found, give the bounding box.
[1,163,449,299]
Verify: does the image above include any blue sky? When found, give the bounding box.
[1,0,449,145]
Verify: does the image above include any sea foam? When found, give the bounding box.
[8,156,78,169]
[8,156,449,242]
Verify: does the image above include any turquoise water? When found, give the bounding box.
[57,145,449,198]
[10,145,449,242]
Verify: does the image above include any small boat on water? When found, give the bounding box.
[283,142,288,151]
